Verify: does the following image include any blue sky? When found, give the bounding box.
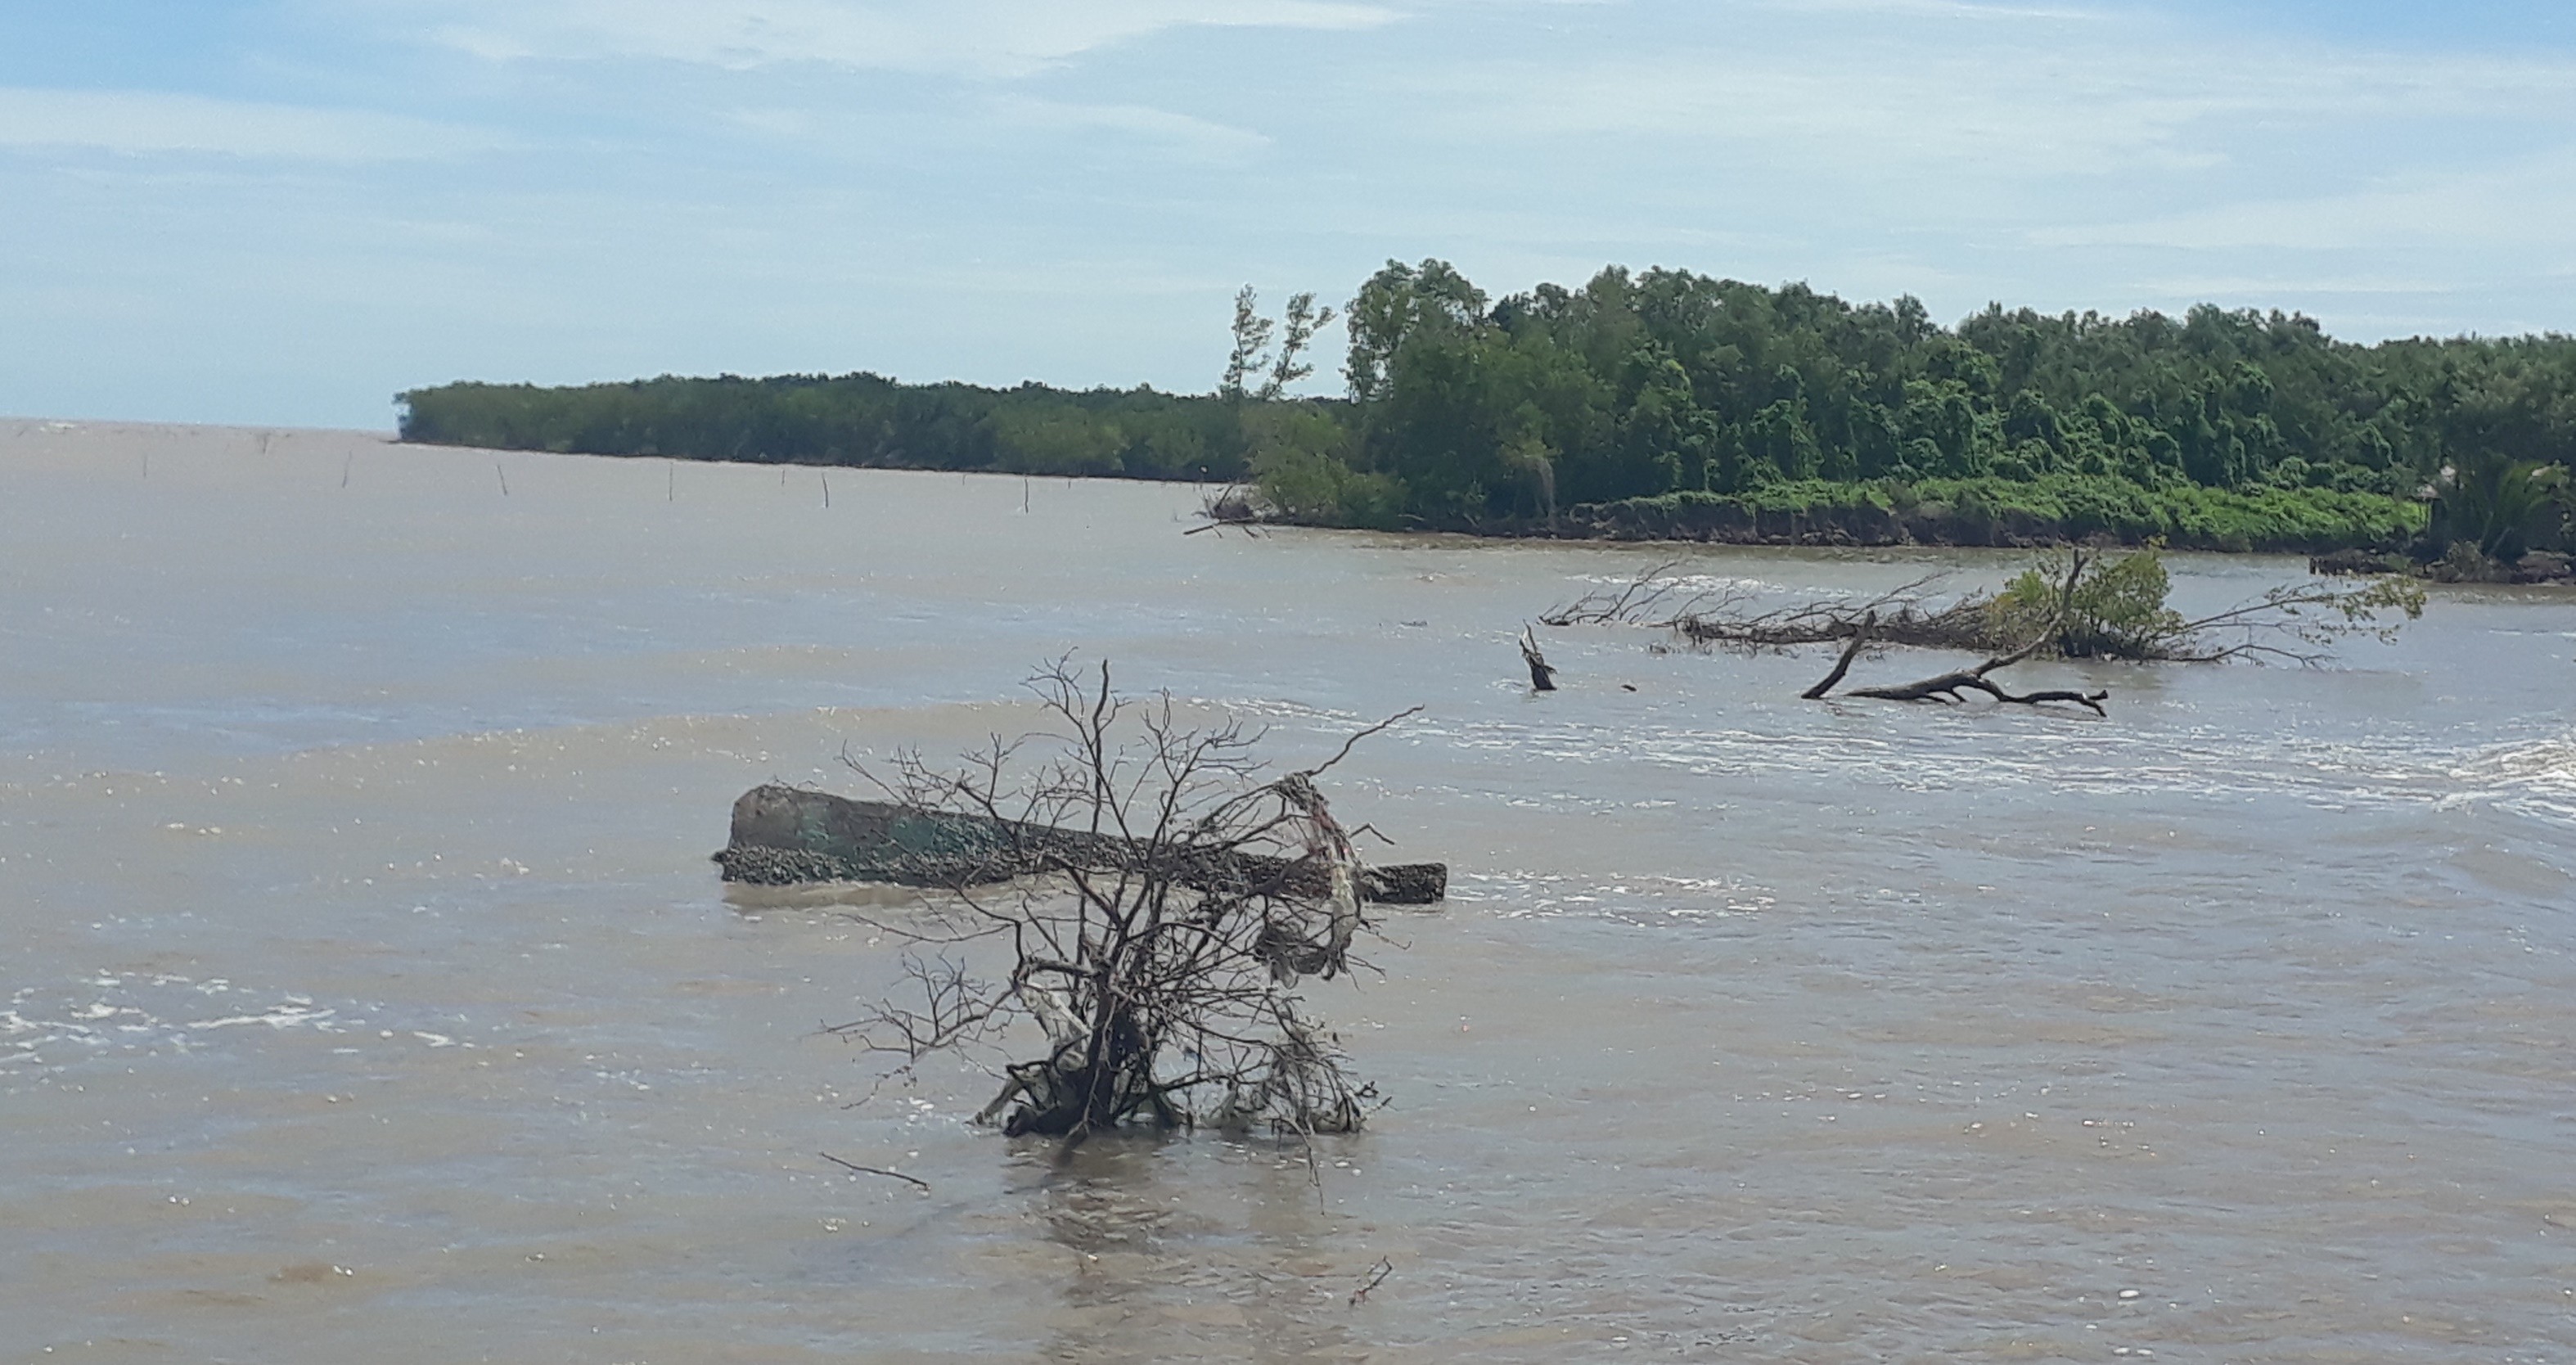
[3,0,2572,429]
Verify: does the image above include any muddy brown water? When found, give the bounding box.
[4,420,2574,1363]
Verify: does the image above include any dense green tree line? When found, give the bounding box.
[399,372,1258,481]
[398,260,2576,553]
[1303,261,2572,551]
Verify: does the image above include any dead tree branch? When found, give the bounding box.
[820,1152,931,1192]
[1541,561,1692,626]
[1302,705,1426,779]
[2154,575,2429,664]
[1819,552,2111,716]
[1844,671,2110,716]
[1799,612,1874,700]
[1555,545,2421,669]
[1349,1258,1394,1306]
[1547,562,1987,651]
[826,660,1407,1145]
[1187,484,1264,536]
[1520,627,1558,692]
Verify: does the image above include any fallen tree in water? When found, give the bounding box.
[1795,556,2112,715]
[1546,566,1990,651]
[1547,546,2423,666]
[716,785,1447,903]
[815,661,1425,1143]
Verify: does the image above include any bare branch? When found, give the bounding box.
[1800,612,1874,700]
[1300,706,1425,779]
[1349,1258,1394,1307]
[1541,561,1691,626]
[820,1152,930,1193]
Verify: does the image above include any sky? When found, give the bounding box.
[2,0,2572,429]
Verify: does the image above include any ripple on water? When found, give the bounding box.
[0,971,480,1079]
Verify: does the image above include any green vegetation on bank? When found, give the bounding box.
[398,260,2576,555]
[1300,260,2569,552]
[400,373,1262,481]
[1568,474,2430,552]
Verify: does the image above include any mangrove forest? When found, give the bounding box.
[399,262,2576,556]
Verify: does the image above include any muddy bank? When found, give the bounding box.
[2313,547,2576,585]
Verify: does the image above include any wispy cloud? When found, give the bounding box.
[0,88,502,161]
[2035,150,2576,252]
[11,0,2576,427]
[412,0,1403,79]
[988,97,1272,160]
[1414,13,2576,182]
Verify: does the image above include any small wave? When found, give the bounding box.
[1457,869,1777,924]
[0,971,476,1077]
[1426,710,2576,831]
[184,1003,340,1031]
[2450,732,2576,830]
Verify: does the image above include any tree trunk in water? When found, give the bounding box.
[714,785,1448,903]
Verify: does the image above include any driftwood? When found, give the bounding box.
[1186,484,1264,536]
[1545,564,1990,651]
[716,784,1448,903]
[1549,552,2424,666]
[1799,612,1874,700]
[1843,658,2110,717]
[1810,554,2110,716]
[1519,626,1559,691]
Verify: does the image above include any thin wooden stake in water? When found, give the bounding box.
[668,460,675,502]
[822,471,831,508]
[496,462,510,497]
[1023,478,1030,513]
[341,453,353,489]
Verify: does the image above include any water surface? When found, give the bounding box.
[5,420,2573,1363]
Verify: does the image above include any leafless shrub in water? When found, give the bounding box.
[830,659,1411,1146]
[1186,484,1265,536]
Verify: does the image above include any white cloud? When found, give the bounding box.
[1412,14,2576,183]
[0,88,502,161]
[2135,273,2456,299]
[2034,151,2576,253]
[988,97,1271,160]
[414,0,1403,79]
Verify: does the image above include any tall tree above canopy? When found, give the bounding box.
[1259,291,1336,401]
[1344,259,1491,404]
[1220,285,1276,403]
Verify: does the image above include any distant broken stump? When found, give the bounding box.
[1520,626,1559,692]
[714,784,1448,904]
